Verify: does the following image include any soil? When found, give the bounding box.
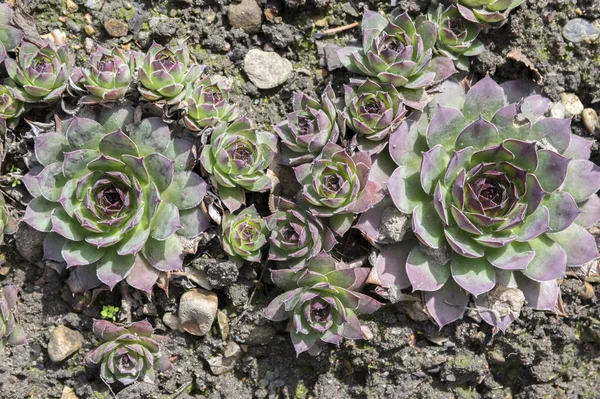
[1,0,600,398]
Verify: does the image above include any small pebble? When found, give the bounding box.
[104,18,128,37]
[84,13,92,24]
[66,0,78,13]
[563,18,600,43]
[178,288,218,336]
[582,108,599,135]
[560,93,584,118]
[243,49,292,89]
[84,37,95,54]
[48,326,84,362]
[550,102,566,119]
[228,0,263,34]
[84,25,94,35]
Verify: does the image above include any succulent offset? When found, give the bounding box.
[5,41,74,103]
[182,76,239,133]
[337,9,457,110]
[264,254,381,355]
[0,285,27,348]
[200,119,277,212]
[266,197,337,270]
[428,4,484,71]
[274,85,343,166]
[79,46,134,104]
[455,0,525,24]
[222,206,268,263]
[137,42,203,104]
[85,319,171,386]
[22,106,209,293]
[0,4,23,63]
[383,76,600,329]
[0,83,25,136]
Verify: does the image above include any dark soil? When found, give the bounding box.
[1,0,600,398]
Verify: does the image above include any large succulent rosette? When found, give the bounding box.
[85,319,171,386]
[0,83,25,136]
[22,106,209,293]
[182,76,239,133]
[455,0,525,24]
[428,4,484,71]
[0,285,27,348]
[337,9,457,110]
[5,41,73,103]
[264,253,382,356]
[384,76,600,330]
[222,206,268,263]
[137,42,203,104]
[343,78,407,154]
[294,142,382,236]
[266,197,336,270]
[200,119,277,212]
[79,46,134,104]
[0,4,23,63]
[274,85,343,166]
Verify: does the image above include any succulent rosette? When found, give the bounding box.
[264,253,382,356]
[337,9,457,110]
[294,142,383,236]
[343,78,407,153]
[0,285,27,348]
[5,41,73,103]
[266,197,337,270]
[428,4,484,71]
[0,4,23,63]
[384,76,600,330]
[22,106,209,293]
[0,83,25,136]
[79,46,134,104]
[85,319,171,386]
[455,0,525,25]
[137,42,203,104]
[274,85,343,166]
[200,119,277,212]
[182,76,239,133]
[222,206,268,263]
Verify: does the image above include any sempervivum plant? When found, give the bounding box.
[22,106,209,293]
[0,4,23,63]
[85,319,171,386]
[221,206,268,264]
[337,9,456,110]
[455,0,525,25]
[137,42,203,104]
[264,253,381,356]
[79,46,134,104]
[5,41,73,103]
[294,142,382,236]
[0,83,25,136]
[274,85,343,166]
[428,4,484,71]
[0,285,27,348]
[266,197,337,270]
[343,78,407,154]
[182,76,239,133]
[385,76,600,330]
[200,119,277,212]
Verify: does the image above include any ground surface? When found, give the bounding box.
[1,0,600,398]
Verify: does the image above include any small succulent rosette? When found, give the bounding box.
[428,4,484,71]
[274,84,343,166]
[137,42,204,104]
[337,9,457,110]
[294,142,383,236]
[222,206,268,264]
[0,81,25,136]
[343,78,408,154]
[381,76,600,330]
[182,76,239,133]
[0,4,23,63]
[200,119,277,212]
[455,0,525,25]
[22,106,209,293]
[79,46,135,104]
[266,197,337,270]
[264,253,382,356]
[85,319,171,386]
[0,285,27,348]
[5,41,74,103]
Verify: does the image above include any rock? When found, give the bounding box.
[379,207,411,243]
[563,18,600,43]
[243,49,292,89]
[560,93,584,117]
[48,326,84,362]
[84,0,104,10]
[228,0,263,33]
[84,25,94,35]
[582,108,599,135]
[262,24,295,48]
[84,37,95,54]
[15,222,45,264]
[178,288,218,336]
[549,102,566,119]
[66,0,78,13]
[217,311,230,340]
[204,260,239,289]
[60,386,79,399]
[104,18,128,37]
[486,350,506,365]
[281,0,306,8]
[207,342,243,375]
[163,312,181,331]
